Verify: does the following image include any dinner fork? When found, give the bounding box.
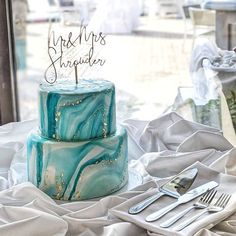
[160,189,217,228]
[174,193,231,231]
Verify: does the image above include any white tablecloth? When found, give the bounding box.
[0,112,236,236]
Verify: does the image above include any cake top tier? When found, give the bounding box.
[39,79,116,141]
[40,79,114,95]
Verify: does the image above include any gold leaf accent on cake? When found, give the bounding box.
[75,192,81,200]
[102,108,108,138]
[55,192,61,200]
[61,99,83,108]
[55,112,61,117]
[54,172,65,200]
[56,184,62,192]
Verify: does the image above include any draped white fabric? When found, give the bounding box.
[0,112,236,235]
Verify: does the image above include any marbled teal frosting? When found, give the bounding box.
[39,79,116,141]
[27,126,128,200]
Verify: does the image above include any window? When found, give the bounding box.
[2,0,235,137]
[0,0,18,124]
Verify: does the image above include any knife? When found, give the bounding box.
[128,168,198,214]
[145,181,218,222]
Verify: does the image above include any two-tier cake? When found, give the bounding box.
[27,79,128,200]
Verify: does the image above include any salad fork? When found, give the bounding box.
[174,193,231,231]
[160,189,217,228]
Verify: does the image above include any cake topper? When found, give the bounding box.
[44,24,106,84]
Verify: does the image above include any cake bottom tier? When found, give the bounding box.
[27,126,128,200]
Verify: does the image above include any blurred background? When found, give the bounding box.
[6,0,235,133]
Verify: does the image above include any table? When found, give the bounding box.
[0,113,236,235]
[203,0,236,50]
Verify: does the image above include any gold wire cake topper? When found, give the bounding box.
[44,23,106,84]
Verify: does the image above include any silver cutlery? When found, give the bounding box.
[128,168,198,214]
[145,181,219,222]
[160,189,217,228]
[174,192,231,231]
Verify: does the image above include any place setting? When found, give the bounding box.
[110,162,236,236]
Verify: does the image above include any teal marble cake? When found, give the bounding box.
[39,79,116,141]
[27,79,128,200]
[27,126,128,200]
